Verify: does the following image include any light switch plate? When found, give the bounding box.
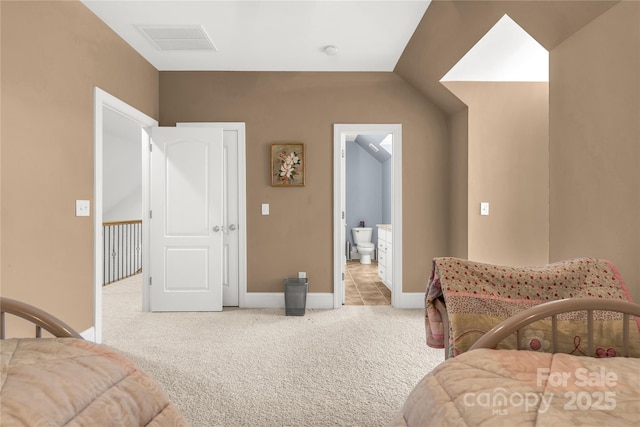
[76,200,90,217]
[480,202,489,216]
[261,203,269,215]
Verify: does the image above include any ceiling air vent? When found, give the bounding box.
[136,25,217,51]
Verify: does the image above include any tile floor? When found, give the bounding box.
[344,260,391,305]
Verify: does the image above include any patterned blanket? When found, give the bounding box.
[425,257,639,358]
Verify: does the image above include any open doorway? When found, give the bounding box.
[93,88,157,343]
[333,124,403,309]
[102,107,144,286]
[344,134,392,305]
[94,91,249,340]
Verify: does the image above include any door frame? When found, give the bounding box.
[333,124,403,308]
[93,87,157,343]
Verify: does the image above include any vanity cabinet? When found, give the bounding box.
[377,227,392,289]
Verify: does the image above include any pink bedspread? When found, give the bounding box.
[390,349,640,426]
[1,338,189,426]
[425,257,639,357]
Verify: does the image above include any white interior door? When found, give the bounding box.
[221,129,239,306]
[150,127,224,311]
[177,123,245,307]
[340,137,346,305]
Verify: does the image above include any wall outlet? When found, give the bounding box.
[76,200,90,217]
[480,202,489,216]
[261,203,269,215]
[298,272,306,279]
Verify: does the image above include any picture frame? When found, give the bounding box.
[271,143,305,186]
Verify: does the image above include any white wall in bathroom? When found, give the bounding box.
[346,142,390,246]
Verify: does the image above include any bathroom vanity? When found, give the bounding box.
[377,225,392,289]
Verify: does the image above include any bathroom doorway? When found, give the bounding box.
[333,124,403,308]
[345,134,392,305]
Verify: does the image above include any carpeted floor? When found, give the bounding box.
[102,275,443,427]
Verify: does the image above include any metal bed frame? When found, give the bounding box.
[0,297,82,339]
[469,297,640,357]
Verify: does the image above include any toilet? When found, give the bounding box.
[351,227,375,264]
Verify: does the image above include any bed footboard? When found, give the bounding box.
[0,297,82,339]
[470,297,640,357]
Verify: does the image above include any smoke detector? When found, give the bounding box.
[136,25,217,51]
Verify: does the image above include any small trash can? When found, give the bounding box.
[284,277,308,316]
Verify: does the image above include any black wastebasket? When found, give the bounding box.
[284,278,308,316]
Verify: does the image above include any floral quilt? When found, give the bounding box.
[425,257,640,358]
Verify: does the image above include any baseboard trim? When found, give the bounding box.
[395,292,425,309]
[241,292,423,309]
[81,326,96,342]
[241,292,334,309]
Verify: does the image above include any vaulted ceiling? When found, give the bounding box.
[394,0,618,114]
[82,1,618,115]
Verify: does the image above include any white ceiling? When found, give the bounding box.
[81,0,432,72]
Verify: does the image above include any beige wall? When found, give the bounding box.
[160,72,450,294]
[1,1,159,333]
[549,1,640,302]
[2,0,636,337]
[443,82,550,267]
[448,108,469,259]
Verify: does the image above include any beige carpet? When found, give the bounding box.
[102,275,443,427]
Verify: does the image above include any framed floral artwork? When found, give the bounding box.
[271,143,305,186]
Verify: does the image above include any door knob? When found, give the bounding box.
[228,224,237,231]
[213,225,223,232]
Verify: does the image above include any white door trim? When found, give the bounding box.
[93,87,157,343]
[333,124,403,308]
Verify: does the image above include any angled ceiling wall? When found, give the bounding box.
[395,0,618,114]
[394,0,640,303]
[441,14,549,82]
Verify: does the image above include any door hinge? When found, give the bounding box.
[342,211,345,219]
[149,143,153,152]
[342,149,345,158]
[149,210,152,219]
[149,277,153,286]
[342,272,345,281]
